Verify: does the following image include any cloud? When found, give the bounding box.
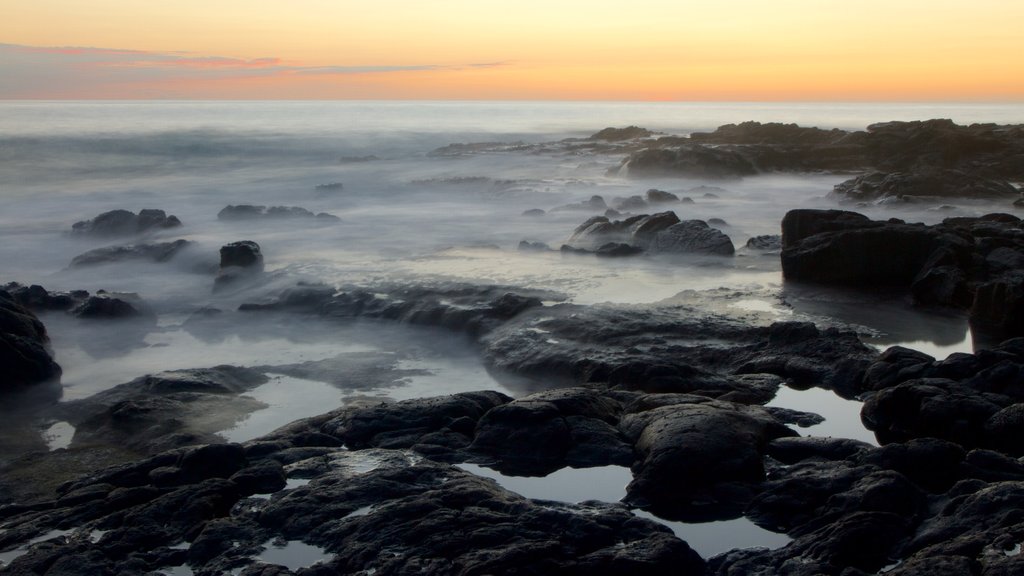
[0,43,500,97]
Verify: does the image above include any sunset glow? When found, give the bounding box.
[3,0,1022,100]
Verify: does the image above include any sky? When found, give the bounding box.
[2,0,1023,101]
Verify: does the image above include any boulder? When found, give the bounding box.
[645,189,679,203]
[621,399,795,519]
[652,220,735,256]
[746,235,782,251]
[70,295,145,319]
[219,241,263,271]
[780,209,877,249]
[470,388,633,474]
[566,212,733,256]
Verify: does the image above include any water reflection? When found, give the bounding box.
[781,283,972,357]
[455,463,790,558]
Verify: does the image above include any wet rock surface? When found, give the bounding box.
[3,272,1024,574]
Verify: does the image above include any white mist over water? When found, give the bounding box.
[2,101,1020,437]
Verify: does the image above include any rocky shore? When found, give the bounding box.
[2,119,1024,575]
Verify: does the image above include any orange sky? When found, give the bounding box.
[2,0,1023,100]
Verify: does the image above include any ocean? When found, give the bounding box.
[1,99,1021,433]
[4,99,1024,559]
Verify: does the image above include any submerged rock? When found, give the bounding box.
[214,240,265,292]
[69,239,193,267]
[645,189,679,203]
[565,211,734,256]
[746,235,782,251]
[70,295,146,320]
[551,195,607,212]
[71,209,182,237]
[653,220,735,256]
[217,205,340,222]
[831,169,1019,204]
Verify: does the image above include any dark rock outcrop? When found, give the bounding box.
[622,397,796,519]
[566,212,734,256]
[621,144,759,178]
[645,189,679,203]
[618,119,1024,184]
[214,241,265,292]
[0,291,62,394]
[71,209,181,237]
[861,337,1024,453]
[781,209,1024,340]
[652,220,735,256]
[588,126,654,141]
[70,295,146,320]
[831,169,1020,204]
[218,205,340,222]
[745,235,782,251]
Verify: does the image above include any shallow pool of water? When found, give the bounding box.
[455,463,790,558]
[768,385,877,446]
[218,375,342,443]
[256,539,333,571]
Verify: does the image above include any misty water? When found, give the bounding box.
[2,101,1021,556]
